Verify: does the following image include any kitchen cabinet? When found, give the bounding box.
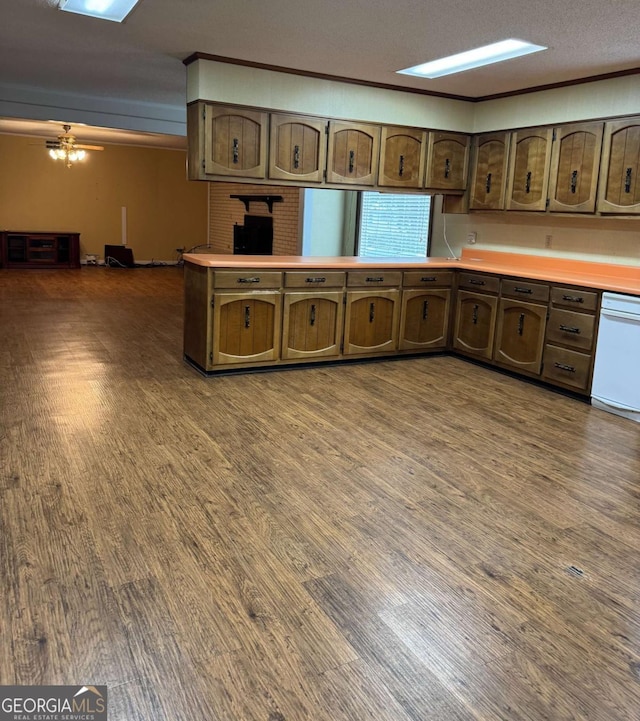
[424,132,470,191]
[506,127,553,211]
[268,113,327,183]
[343,271,401,354]
[547,122,604,213]
[281,271,345,360]
[378,126,428,188]
[326,121,380,186]
[452,273,499,360]
[494,279,549,375]
[399,271,452,350]
[469,132,511,210]
[597,116,640,214]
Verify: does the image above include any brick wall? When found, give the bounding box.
[208,182,302,255]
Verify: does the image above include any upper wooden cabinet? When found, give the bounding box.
[378,126,428,188]
[424,132,470,191]
[326,121,380,185]
[202,105,268,178]
[268,113,327,183]
[506,127,553,211]
[469,132,511,210]
[547,122,604,213]
[597,116,640,214]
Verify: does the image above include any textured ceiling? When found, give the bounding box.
[0,0,639,145]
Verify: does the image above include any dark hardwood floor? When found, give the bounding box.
[0,266,639,720]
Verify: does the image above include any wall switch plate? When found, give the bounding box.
[467,232,477,244]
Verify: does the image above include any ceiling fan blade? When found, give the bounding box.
[74,144,104,151]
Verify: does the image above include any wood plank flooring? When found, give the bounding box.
[0,266,639,720]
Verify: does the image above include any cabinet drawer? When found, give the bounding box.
[550,286,599,312]
[457,272,500,294]
[213,270,282,289]
[542,345,592,392]
[347,271,402,287]
[284,271,345,288]
[501,278,549,303]
[403,270,453,287]
[546,309,596,350]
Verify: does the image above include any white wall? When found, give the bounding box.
[301,189,346,256]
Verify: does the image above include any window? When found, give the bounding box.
[357,192,432,257]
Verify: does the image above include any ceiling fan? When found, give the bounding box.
[46,124,104,167]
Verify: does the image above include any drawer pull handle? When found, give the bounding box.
[398,154,405,178]
[420,276,437,282]
[244,305,250,328]
[517,313,525,336]
[444,158,451,179]
[366,276,384,282]
[468,278,486,286]
[369,302,375,323]
[237,277,261,284]
[485,172,492,193]
[348,149,355,173]
[310,304,316,327]
[570,169,578,194]
[525,170,532,193]
[559,324,581,334]
[305,277,326,283]
[514,287,533,294]
[625,167,632,193]
[232,137,239,164]
[562,294,583,303]
[293,144,300,169]
[423,300,429,320]
[554,362,576,373]
[472,304,479,325]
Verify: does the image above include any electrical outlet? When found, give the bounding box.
[467,232,477,244]
[545,234,552,248]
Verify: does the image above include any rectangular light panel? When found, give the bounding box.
[397,39,547,79]
[59,0,141,23]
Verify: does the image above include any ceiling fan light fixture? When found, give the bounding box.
[397,39,547,79]
[58,0,141,23]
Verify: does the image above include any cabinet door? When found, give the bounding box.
[469,132,510,210]
[326,122,380,185]
[424,132,470,191]
[494,299,547,374]
[452,291,498,360]
[378,126,427,188]
[212,292,281,365]
[269,114,327,183]
[281,291,344,360]
[597,116,640,214]
[344,289,400,354]
[547,122,604,213]
[506,127,553,211]
[204,105,268,178]
[399,289,450,350]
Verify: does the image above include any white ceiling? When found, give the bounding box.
[1,0,639,147]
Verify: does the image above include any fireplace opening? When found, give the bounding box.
[233,215,273,255]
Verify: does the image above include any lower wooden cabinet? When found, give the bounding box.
[493,298,548,374]
[343,290,400,354]
[452,290,498,360]
[399,289,450,350]
[281,291,344,360]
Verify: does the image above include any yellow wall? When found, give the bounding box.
[0,134,208,261]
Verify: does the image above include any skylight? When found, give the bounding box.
[397,39,547,79]
[59,0,141,23]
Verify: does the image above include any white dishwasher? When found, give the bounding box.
[591,292,640,422]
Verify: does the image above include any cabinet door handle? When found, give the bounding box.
[348,150,355,173]
[366,276,384,282]
[514,287,533,294]
[554,362,576,373]
[525,171,532,193]
[468,278,486,286]
[305,277,326,283]
[485,172,492,193]
[472,304,479,324]
[559,324,581,334]
[293,144,300,169]
[398,154,405,177]
[423,300,429,320]
[562,294,584,303]
[625,167,633,193]
[244,305,251,328]
[369,302,375,323]
[570,169,578,194]
[237,277,261,283]
[444,158,451,179]
[421,276,436,282]
[517,313,525,336]
[232,137,239,164]
[310,304,316,326]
